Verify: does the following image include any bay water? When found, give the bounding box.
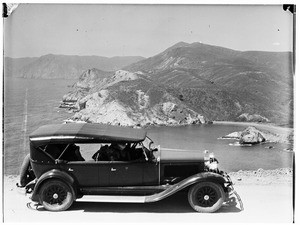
[4,77,74,175]
[3,77,293,175]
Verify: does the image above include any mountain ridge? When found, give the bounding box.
[125,43,293,124]
[4,54,145,79]
[62,42,293,126]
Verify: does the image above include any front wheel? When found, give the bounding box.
[39,179,74,211]
[188,181,225,213]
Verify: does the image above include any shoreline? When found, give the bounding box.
[213,121,293,133]
[65,119,293,131]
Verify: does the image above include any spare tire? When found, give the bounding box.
[19,154,35,187]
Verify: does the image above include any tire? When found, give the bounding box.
[19,154,35,187]
[39,179,74,211]
[188,181,225,213]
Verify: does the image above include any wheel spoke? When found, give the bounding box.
[43,184,67,205]
[194,185,220,207]
[40,180,74,211]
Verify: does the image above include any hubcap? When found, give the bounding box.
[44,185,67,205]
[53,193,58,199]
[195,186,218,207]
[204,195,210,200]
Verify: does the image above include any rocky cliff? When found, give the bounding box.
[62,69,205,126]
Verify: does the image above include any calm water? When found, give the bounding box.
[4,77,75,175]
[3,78,293,175]
[146,126,293,172]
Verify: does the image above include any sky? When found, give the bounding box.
[4,4,294,58]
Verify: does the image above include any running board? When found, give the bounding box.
[76,195,146,203]
[76,174,204,204]
[76,173,230,204]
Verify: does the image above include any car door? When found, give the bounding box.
[60,161,100,187]
[108,161,143,186]
[142,160,159,185]
[109,160,159,186]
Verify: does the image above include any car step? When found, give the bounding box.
[76,195,147,203]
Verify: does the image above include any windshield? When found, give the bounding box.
[142,136,154,150]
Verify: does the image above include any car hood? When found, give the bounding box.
[159,148,204,162]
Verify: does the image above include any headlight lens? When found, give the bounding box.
[204,150,219,172]
[208,161,218,170]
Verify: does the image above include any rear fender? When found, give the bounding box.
[31,169,77,202]
[146,172,229,202]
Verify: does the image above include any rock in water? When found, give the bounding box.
[239,126,266,144]
[222,131,241,139]
[222,125,292,144]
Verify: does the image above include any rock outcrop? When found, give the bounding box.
[222,126,291,144]
[70,89,205,126]
[239,127,266,144]
[59,68,113,109]
[63,68,206,127]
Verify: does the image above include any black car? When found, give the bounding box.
[18,123,242,212]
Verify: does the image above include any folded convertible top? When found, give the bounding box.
[29,123,147,145]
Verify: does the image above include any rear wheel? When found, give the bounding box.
[188,182,225,213]
[39,180,74,211]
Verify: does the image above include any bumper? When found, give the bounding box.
[222,172,244,211]
[16,179,36,196]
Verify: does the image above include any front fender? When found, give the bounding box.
[145,172,229,203]
[31,169,77,202]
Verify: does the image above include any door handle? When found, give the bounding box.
[68,168,74,172]
[111,168,117,172]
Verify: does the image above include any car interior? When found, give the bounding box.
[40,142,155,163]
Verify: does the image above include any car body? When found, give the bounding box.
[19,123,242,212]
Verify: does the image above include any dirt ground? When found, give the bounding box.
[2,168,294,223]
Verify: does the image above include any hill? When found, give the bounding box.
[124,42,293,125]
[62,68,204,126]
[62,42,293,126]
[4,57,38,77]
[4,54,144,79]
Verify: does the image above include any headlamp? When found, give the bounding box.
[203,150,219,172]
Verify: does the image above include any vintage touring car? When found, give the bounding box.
[18,123,242,212]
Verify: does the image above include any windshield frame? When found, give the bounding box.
[141,136,154,150]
